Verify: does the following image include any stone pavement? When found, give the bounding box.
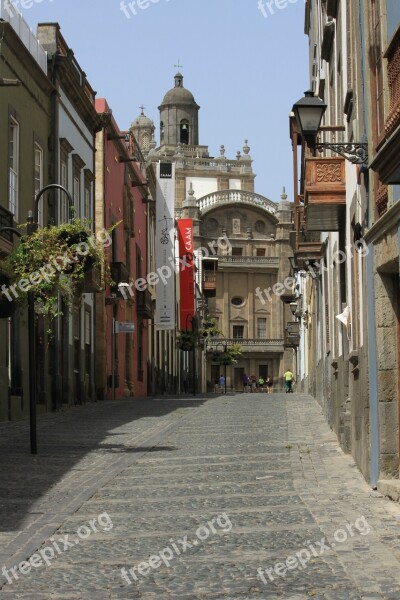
[1,392,400,599]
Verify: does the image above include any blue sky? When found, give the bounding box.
[21,0,308,203]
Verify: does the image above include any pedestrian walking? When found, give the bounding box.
[250,375,257,393]
[258,376,264,392]
[266,375,273,393]
[214,377,219,393]
[284,370,294,393]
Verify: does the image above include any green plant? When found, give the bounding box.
[0,219,110,320]
[212,343,243,365]
[177,329,198,351]
[200,318,222,339]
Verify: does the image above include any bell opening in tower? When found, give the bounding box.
[180,121,189,145]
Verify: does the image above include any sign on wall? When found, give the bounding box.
[155,162,176,330]
[177,219,195,330]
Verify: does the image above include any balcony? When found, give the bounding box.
[203,273,216,293]
[292,205,322,270]
[370,27,400,185]
[136,289,153,319]
[0,206,15,258]
[217,256,280,271]
[110,261,130,288]
[208,338,285,353]
[304,157,346,230]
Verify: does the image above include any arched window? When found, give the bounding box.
[160,121,165,142]
[180,120,189,145]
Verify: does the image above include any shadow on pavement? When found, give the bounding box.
[0,396,209,534]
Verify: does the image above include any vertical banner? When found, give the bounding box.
[155,162,176,330]
[177,219,195,330]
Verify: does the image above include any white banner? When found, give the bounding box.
[155,162,176,330]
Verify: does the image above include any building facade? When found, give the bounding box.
[0,5,52,420]
[139,73,295,391]
[292,0,400,486]
[95,99,151,400]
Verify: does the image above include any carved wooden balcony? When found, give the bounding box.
[304,157,346,230]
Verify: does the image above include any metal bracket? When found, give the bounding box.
[315,142,368,165]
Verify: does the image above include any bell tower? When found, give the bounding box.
[158,72,200,148]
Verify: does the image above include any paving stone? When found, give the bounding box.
[0,393,400,598]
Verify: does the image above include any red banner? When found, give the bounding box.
[177,219,195,330]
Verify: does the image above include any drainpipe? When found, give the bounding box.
[358,0,379,487]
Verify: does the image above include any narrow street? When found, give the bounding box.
[1,394,400,599]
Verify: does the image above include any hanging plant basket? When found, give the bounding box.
[0,219,112,320]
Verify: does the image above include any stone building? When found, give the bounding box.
[143,73,295,391]
[292,0,400,488]
[0,5,52,420]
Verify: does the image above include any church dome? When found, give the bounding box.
[131,110,153,129]
[159,73,199,108]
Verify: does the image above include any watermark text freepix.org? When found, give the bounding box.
[2,0,54,17]
[120,0,171,19]
[121,512,232,584]
[255,240,369,305]
[0,229,112,303]
[257,515,370,585]
[2,512,113,585]
[258,0,306,19]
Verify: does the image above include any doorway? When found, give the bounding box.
[234,367,244,391]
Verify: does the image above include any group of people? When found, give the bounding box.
[214,370,295,393]
[242,374,273,393]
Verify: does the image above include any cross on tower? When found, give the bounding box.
[174,60,183,71]
[139,104,146,114]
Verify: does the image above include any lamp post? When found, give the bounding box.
[28,184,73,454]
[292,90,368,165]
[215,342,228,394]
[185,314,198,397]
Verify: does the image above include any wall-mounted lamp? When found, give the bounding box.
[292,90,368,165]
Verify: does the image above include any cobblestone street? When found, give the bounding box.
[1,393,400,599]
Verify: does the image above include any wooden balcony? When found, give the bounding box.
[203,273,216,291]
[304,157,346,230]
[370,27,400,185]
[0,206,14,258]
[292,205,322,270]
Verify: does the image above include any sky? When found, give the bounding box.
[20,0,309,203]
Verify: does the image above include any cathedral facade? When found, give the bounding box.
[131,73,296,391]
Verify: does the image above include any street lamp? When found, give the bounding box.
[215,342,228,394]
[292,90,368,165]
[28,184,74,454]
[185,314,198,397]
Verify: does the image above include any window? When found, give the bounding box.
[231,247,243,256]
[9,116,19,218]
[73,168,80,217]
[256,248,265,257]
[233,325,244,339]
[141,132,150,150]
[34,143,44,226]
[231,296,244,307]
[180,120,189,145]
[83,174,92,220]
[257,318,267,338]
[60,142,71,223]
[160,121,165,142]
